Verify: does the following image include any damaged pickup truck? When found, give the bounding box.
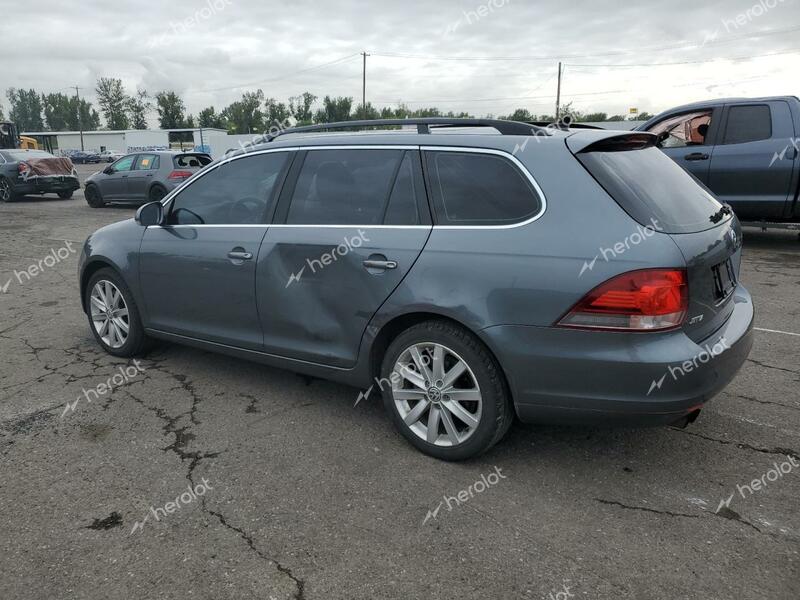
[0,149,80,202]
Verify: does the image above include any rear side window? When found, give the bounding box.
[168,152,288,225]
[286,149,405,225]
[134,154,158,170]
[424,151,541,225]
[722,105,772,144]
[577,146,726,234]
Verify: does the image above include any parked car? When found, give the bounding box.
[78,118,754,460]
[0,148,80,201]
[69,150,102,164]
[637,96,800,225]
[83,151,212,207]
[98,150,125,163]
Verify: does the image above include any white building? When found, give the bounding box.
[21,128,230,158]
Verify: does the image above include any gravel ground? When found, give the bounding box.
[1,163,798,600]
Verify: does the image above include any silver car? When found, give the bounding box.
[83,151,211,207]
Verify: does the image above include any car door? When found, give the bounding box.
[707,101,796,219]
[101,154,136,199]
[126,154,159,201]
[644,107,721,185]
[138,150,292,350]
[256,147,432,367]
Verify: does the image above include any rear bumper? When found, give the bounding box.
[481,284,754,426]
[15,177,80,194]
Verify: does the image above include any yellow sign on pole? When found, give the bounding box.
[629,107,639,115]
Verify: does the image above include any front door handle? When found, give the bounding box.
[684,152,709,161]
[363,259,398,270]
[228,250,253,261]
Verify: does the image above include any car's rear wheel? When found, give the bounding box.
[380,320,513,461]
[58,191,73,199]
[149,185,167,203]
[0,177,17,203]
[85,184,105,208]
[85,268,150,357]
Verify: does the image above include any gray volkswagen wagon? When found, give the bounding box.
[78,118,754,460]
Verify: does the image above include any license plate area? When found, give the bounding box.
[712,258,736,302]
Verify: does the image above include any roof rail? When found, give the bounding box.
[263,117,550,142]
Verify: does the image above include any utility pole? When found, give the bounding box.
[361,51,369,117]
[554,62,562,123]
[73,86,85,150]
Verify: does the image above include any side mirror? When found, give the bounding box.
[103,166,114,175]
[135,201,164,227]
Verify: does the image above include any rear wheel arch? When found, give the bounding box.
[368,312,514,404]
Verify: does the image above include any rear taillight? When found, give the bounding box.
[168,170,193,180]
[559,268,688,331]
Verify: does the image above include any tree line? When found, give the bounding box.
[1,78,652,133]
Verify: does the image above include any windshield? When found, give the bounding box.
[577,145,728,234]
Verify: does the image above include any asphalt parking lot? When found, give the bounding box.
[1,163,798,600]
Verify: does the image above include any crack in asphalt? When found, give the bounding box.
[670,428,800,462]
[594,498,701,519]
[746,358,800,378]
[736,394,800,412]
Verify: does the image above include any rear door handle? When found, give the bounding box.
[228,250,253,260]
[684,152,709,161]
[363,259,397,270]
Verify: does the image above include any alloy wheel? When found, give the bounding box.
[391,342,482,447]
[0,179,11,202]
[90,280,130,349]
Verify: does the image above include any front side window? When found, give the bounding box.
[722,105,772,144]
[112,155,135,172]
[168,152,289,225]
[647,110,712,148]
[424,151,542,226]
[286,149,405,225]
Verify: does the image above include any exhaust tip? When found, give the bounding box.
[669,408,702,429]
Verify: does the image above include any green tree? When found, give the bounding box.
[264,97,291,127]
[222,90,265,134]
[313,96,352,123]
[607,114,626,122]
[127,90,151,129]
[185,114,195,128]
[95,78,130,130]
[198,106,226,129]
[353,102,380,120]
[582,112,608,122]
[502,108,533,121]
[632,112,653,121]
[0,101,4,120]
[289,92,317,125]
[154,91,186,129]
[6,88,44,131]
[42,92,74,130]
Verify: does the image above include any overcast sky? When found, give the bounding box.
[1,0,798,125]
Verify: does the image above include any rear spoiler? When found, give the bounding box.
[566,131,658,154]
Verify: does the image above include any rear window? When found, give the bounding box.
[424,151,541,225]
[4,150,53,160]
[722,105,772,144]
[174,154,212,168]
[577,146,727,234]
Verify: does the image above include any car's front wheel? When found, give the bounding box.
[380,320,513,461]
[85,268,150,357]
[0,177,17,203]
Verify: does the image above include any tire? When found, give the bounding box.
[149,185,167,203]
[85,268,151,357]
[58,191,74,199]
[85,184,105,208]
[0,177,17,203]
[380,320,513,461]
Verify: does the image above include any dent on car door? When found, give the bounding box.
[646,108,720,184]
[256,147,432,368]
[707,102,795,219]
[138,151,291,349]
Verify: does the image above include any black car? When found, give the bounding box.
[69,151,102,164]
[0,149,80,201]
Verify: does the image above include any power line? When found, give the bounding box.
[566,47,800,68]
[373,89,628,105]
